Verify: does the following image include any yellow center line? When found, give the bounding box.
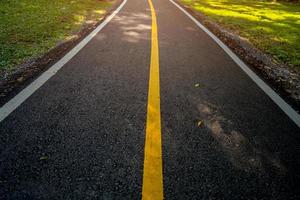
[142,0,163,199]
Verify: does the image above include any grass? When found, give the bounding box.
[180,0,300,68]
[0,0,113,71]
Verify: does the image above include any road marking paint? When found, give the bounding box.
[168,0,300,127]
[0,0,127,123]
[142,0,164,199]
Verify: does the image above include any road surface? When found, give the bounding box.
[0,0,299,199]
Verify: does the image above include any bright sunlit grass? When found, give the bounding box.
[181,0,300,67]
[0,0,113,70]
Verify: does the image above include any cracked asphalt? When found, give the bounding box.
[0,0,299,199]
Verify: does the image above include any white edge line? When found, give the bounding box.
[169,0,300,127]
[0,0,127,123]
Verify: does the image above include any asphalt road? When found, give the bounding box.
[0,0,299,199]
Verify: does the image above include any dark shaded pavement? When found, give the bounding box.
[154,0,300,199]
[0,0,299,199]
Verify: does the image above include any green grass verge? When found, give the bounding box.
[0,0,113,71]
[180,0,300,68]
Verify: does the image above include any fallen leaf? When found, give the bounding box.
[194,83,205,88]
[197,120,204,128]
[17,77,24,83]
[39,156,49,160]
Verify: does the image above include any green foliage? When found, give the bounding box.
[181,0,300,68]
[0,0,112,70]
